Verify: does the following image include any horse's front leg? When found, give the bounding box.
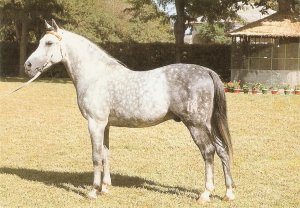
[87,118,107,199]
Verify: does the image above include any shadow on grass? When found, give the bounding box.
[0,167,199,199]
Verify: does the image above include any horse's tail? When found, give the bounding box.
[208,70,233,164]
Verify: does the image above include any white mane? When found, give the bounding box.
[62,30,126,69]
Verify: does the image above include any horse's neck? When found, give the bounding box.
[62,31,127,89]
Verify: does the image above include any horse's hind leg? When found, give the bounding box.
[101,126,111,194]
[186,124,216,203]
[214,139,235,200]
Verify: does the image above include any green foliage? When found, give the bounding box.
[154,0,281,44]
[193,23,231,44]
[62,0,174,43]
[156,0,242,22]
[242,83,250,90]
[282,83,290,90]
[0,0,64,42]
[252,0,278,11]
[64,0,173,43]
[57,0,122,42]
[251,82,263,91]
[0,0,174,43]
[123,0,174,42]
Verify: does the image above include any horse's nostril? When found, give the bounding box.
[27,62,32,67]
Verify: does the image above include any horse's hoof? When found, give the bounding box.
[87,189,99,199]
[100,183,110,195]
[197,190,212,204]
[197,196,211,204]
[100,190,109,195]
[223,187,235,201]
[223,195,235,201]
[197,192,210,204]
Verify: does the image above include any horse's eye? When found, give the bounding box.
[46,41,53,46]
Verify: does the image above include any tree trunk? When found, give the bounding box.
[19,14,29,76]
[0,11,3,76]
[174,0,185,63]
[278,0,295,13]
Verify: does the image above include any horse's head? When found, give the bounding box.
[24,19,64,77]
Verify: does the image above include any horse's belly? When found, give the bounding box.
[108,99,171,127]
[108,114,171,128]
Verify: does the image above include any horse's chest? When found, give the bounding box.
[77,85,110,120]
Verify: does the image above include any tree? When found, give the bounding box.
[155,0,298,61]
[256,0,298,13]
[153,0,246,61]
[193,23,232,44]
[120,0,174,43]
[0,0,64,76]
[1,0,174,76]
[275,0,297,13]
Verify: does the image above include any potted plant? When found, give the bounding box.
[233,80,241,93]
[270,85,279,95]
[295,85,300,95]
[261,84,269,94]
[224,82,229,93]
[227,81,234,93]
[242,83,249,94]
[251,83,261,94]
[282,84,291,95]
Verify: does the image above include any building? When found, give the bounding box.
[229,12,300,87]
[184,3,275,44]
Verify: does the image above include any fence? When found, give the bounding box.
[0,42,231,81]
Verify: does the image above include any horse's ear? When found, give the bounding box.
[51,19,60,31]
[44,20,53,31]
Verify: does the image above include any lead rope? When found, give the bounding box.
[0,72,42,98]
[5,57,51,95]
[0,58,49,97]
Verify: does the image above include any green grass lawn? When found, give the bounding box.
[0,79,299,208]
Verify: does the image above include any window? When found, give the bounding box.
[231,37,300,71]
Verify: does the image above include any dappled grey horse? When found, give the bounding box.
[24,20,235,203]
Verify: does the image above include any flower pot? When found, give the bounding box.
[284,90,291,95]
[295,90,300,95]
[271,90,278,95]
[252,90,258,95]
[243,89,249,94]
[224,87,229,93]
[262,89,268,94]
[234,89,241,94]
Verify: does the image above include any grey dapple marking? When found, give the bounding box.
[24,20,235,203]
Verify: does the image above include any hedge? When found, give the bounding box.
[0,42,231,81]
